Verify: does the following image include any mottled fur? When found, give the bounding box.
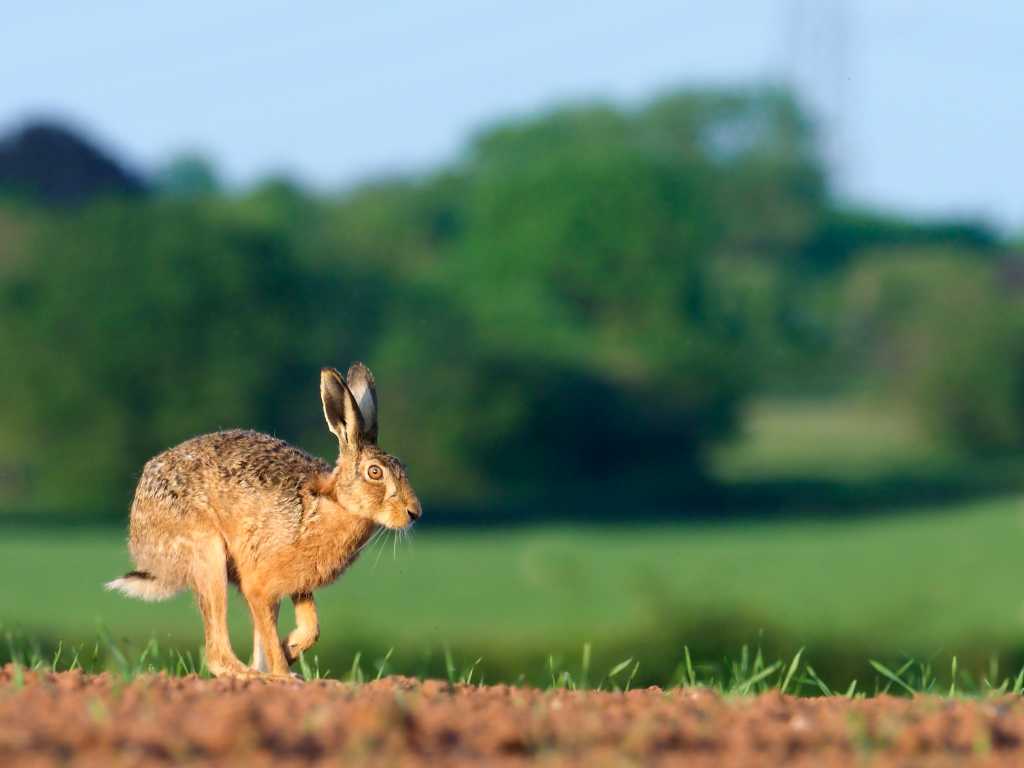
[105,363,421,678]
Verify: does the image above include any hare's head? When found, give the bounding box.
[319,363,422,530]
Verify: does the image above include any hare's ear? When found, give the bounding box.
[346,362,378,444]
[320,367,364,449]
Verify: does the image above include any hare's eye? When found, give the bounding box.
[366,464,384,481]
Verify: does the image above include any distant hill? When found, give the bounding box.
[0,121,147,205]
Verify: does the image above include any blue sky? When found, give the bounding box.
[2,1,1021,229]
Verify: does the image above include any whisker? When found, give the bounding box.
[372,533,388,569]
[378,528,394,564]
[355,525,384,559]
[373,526,393,568]
[360,528,380,552]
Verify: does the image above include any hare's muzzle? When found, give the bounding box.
[407,502,422,522]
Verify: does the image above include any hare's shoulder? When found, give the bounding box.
[165,430,330,490]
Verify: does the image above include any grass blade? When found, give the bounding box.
[1012,664,1024,696]
[625,660,640,692]
[869,660,915,696]
[780,647,804,695]
[580,642,591,690]
[374,648,394,681]
[607,657,634,687]
[348,651,364,684]
[804,665,833,696]
[683,646,697,687]
[738,661,782,695]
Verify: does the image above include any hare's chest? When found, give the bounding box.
[307,546,353,587]
[290,523,376,592]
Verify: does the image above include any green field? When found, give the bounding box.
[713,396,952,483]
[4,494,1024,684]
[4,397,1024,686]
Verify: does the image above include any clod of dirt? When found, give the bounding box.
[4,667,1024,766]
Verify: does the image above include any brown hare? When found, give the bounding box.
[106,363,421,679]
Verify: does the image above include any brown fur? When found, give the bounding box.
[106,363,421,678]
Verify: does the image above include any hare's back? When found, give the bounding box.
[134,429,328,513]
[189,429,329,488]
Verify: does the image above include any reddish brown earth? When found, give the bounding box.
[4,666,1024,766]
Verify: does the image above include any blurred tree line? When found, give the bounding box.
[0,87,1018,518]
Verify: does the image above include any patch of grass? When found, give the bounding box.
[8,630,1024,700]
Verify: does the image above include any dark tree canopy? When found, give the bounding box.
[0,121,148,205]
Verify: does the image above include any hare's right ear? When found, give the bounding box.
[346,362,378,444]
[320,367,364,449]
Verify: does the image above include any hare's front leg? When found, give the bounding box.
[192,538,251,678]
[250,600,280,672]
[242,584,290,676]
[283,592,319,664]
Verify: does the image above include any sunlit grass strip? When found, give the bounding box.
[7,629,1024,698]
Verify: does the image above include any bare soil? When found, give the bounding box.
[4,666,1024,766]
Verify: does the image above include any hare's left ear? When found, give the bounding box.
[346,362,378,443]
[320,367,364,449]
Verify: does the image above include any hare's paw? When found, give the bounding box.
[283,629,319,664]
[260,671,304,683]
[208,657,261,680]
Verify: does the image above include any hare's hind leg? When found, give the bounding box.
[242,583,290,677]
[283,593,319,664]
[192,537,250,678]
[250,600,280,672]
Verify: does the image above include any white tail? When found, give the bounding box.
[105,572,180,602]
